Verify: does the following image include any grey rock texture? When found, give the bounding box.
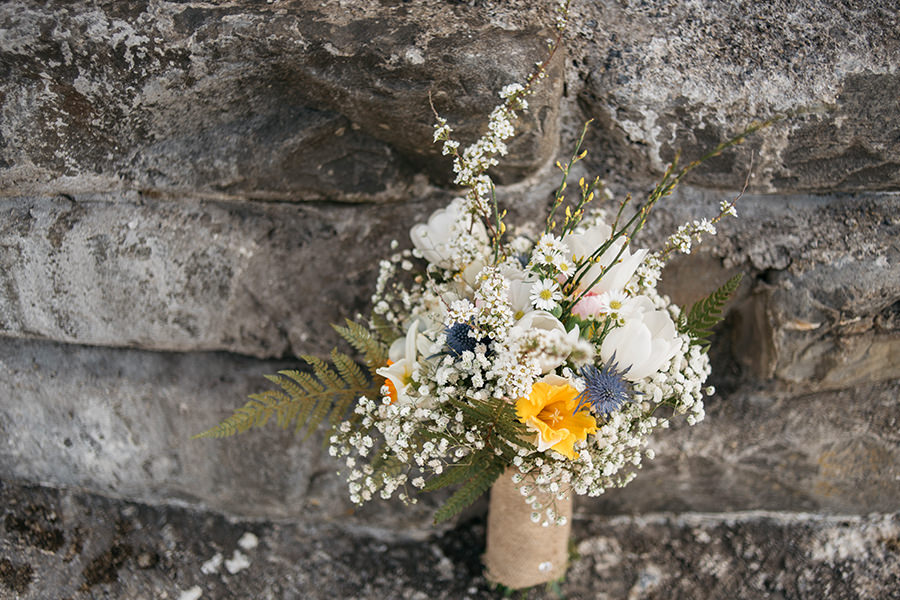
[0,0,898,594]
[587,378,900,516]
[2,335,897,526]
[0,192,449,357]
[0,336,450,530]
[1,479,898,599]
[569,0,900,192]
[0,0,561,199]
[646,190,900,389]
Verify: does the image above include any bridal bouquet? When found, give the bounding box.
[197,6,757,588]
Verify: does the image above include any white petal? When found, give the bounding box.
[601,322,651,380]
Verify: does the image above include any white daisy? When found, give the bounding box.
[530,279,563,311]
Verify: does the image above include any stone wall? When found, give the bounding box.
[1,0,898,528]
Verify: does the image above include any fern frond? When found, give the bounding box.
[333,319,389,377]
[332,349,369,390]
[303,390,336,440]
[460,397,533,454]
[433,453,504,524]
[196,349,382,441]
[422,458,482,492]
[263,373,307,403]
[328,395,353,429]
[277,369,323,433]
[301,355,344,391]
[679,273,743,350]
[192,390,288,439]
[447,397,496,424]
[279,369,325,395]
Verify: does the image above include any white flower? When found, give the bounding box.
[511,310,581,374]
[600,296,681,381]
[409,198,489,270]
[531,233,568,267]
[376,320,422,404]
[501,266,537,321]
[551,254,575,277]
[530,279,562,311]
[566,221,648,295]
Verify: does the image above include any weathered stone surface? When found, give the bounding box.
[2,336,897,522]
[0,192,453,358]
[3,186,898,384]
[0,336,313,519]
[0,336,450,528]
[646,189,900,390]
[572,511,900,600]
[584,378,900,516]
[0,0,561,200]
[571,0,900,192]
[4,1,897,200]
[2,479,898,599]
[0,1,898,587]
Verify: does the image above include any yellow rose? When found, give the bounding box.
[515,375,597,460]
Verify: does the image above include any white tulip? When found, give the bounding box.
[600,297,681,381]
[566,221,648,295]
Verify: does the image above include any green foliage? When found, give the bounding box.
[433,450,505,524]
[189,390,291,439]
[194,320,385,440]
[428,396,533,523]
[332,319,389,378]
[678,273,743,351]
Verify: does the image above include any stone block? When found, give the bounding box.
[0,336,312,519]
[0,192,450,357]
[0,1,561,199]
[0,336,449,528]
[2,479,898,599]
[583,378,900,516]
[571,0,900,192]
[649,189,900,390]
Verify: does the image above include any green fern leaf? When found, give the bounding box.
[328,390,359,429]
[196,352,383,440]
[333,319,389,377]
[680,273,743,350]
[433,454,504,524]
[301,355,344,391]
[279,369,325,395]
[332,349,369,390]
[263,373,306,404]
[302,388,340,440]
[422,458,482,492]
[192,390,288,439]
[447,397,495,424]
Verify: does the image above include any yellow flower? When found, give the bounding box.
[515,376,598,460]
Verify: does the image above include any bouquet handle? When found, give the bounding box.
[483,468,572,589]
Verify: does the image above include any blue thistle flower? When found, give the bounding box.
[445,322,489,357]
[575,357,637,417]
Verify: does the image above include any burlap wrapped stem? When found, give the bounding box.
[483,468,573,589]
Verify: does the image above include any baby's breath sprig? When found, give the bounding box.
[656,153,753,263]
[431,0,573,255]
